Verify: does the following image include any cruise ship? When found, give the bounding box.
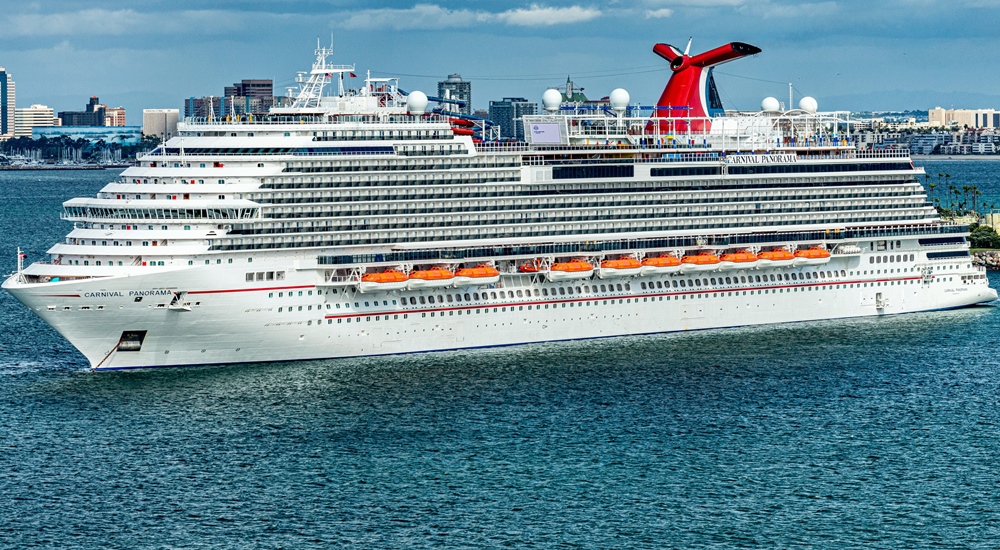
[5,40,996,370]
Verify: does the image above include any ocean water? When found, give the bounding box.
[3,165,1000,547]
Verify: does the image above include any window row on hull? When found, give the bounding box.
[281,156,520,175]
[261,197,927,226]
[256,187,921,212]
[63,206,259,221]
[213,209,937,251]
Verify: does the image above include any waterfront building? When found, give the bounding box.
[0,67,14,141]
[142,109,180,142]
[14,104,60,138]
[59,96,106,127]
[929,107,999,129]
[32,126,142,146]
[438,74,471,115]
[559,76,588,104]
[105,106,126,127]
[488,97,537,141]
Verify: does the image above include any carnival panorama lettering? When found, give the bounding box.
[725,154,798,165]
[82,289,174,298]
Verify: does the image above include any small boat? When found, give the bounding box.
[756,249,795,268]
[453,265,501,286]
[518,260,541,273]
[407,267,456,289]
[359,269,409,292]
[598,257,642,278]
[719,250,759,270]
[547,260,594,281]
[793,247,832,266]
[679,252,721,273]
[640,254,682,275]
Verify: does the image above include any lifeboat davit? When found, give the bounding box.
[598,257,642,278]
[719,250,759,271]
[358,269,409,293]
[793,247,832,266]
[756,249,795,268]
[407,267,456,289]
[547,260,594,282]
[453,265,501,286]
[680,252,721,273]
[640,254,682,275]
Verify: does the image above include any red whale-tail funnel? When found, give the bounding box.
[648,40,761,134]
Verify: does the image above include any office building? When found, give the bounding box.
[59,96,106,127]
[929,107,999,129]
[104,106,126,127]
[488,97,537,141]
[438,74,472,115]
[14,104,59,138]
[143,109,180,142]
[0,67,14,140]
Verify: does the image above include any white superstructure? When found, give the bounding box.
[4,44,996,370]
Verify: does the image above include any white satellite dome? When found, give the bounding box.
[798,96,818,114]
[609,88,630,112]
[406,90,428,115]
[761,97,780,112]
[542,88,562,111]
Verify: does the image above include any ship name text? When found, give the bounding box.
[725,154,798,165]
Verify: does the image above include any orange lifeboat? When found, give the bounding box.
[451,127,475,136]
[756,249,795,268]
[547,260,594,281]
[680,252,722,272]
[719,250,760,270]
[407,267,456,289]
[453,264,501,286]
[359,269,409,292]
[640,254,682,275]
[793,247,832,266]
[598,257,642,279]
[518,260,541,273]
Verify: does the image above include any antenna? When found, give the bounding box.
[684,37,692,56]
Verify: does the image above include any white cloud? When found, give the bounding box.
[496,5,602,26]
[340,3,600,30]
[3,9,257,37]
[341,4,486,30]
[644,8,675,18]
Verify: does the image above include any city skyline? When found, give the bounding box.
[2,0,1000,125]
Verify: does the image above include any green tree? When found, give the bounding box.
[969,224,1000,249]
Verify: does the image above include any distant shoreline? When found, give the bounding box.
[0,165,127,171]
[912,155,1000,161]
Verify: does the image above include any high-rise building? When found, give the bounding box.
[105,106,126,127]
[0,67,14,141]
[59,96,106,126]
[438,74,471,115]
[14,104,59,138]
[143,109,180,142]
[488,97,537,141]
[224,79,273,99]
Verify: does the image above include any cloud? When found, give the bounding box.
[341,4,485,30]
[496,5,602,26]
[644,8,675,18]
[341,3,600,30]
[2,8,257,37]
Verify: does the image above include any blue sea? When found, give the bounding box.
[3,162,1000,548]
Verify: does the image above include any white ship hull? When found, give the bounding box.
[5,251,994,371]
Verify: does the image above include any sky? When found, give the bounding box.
[3,0,1000,125]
